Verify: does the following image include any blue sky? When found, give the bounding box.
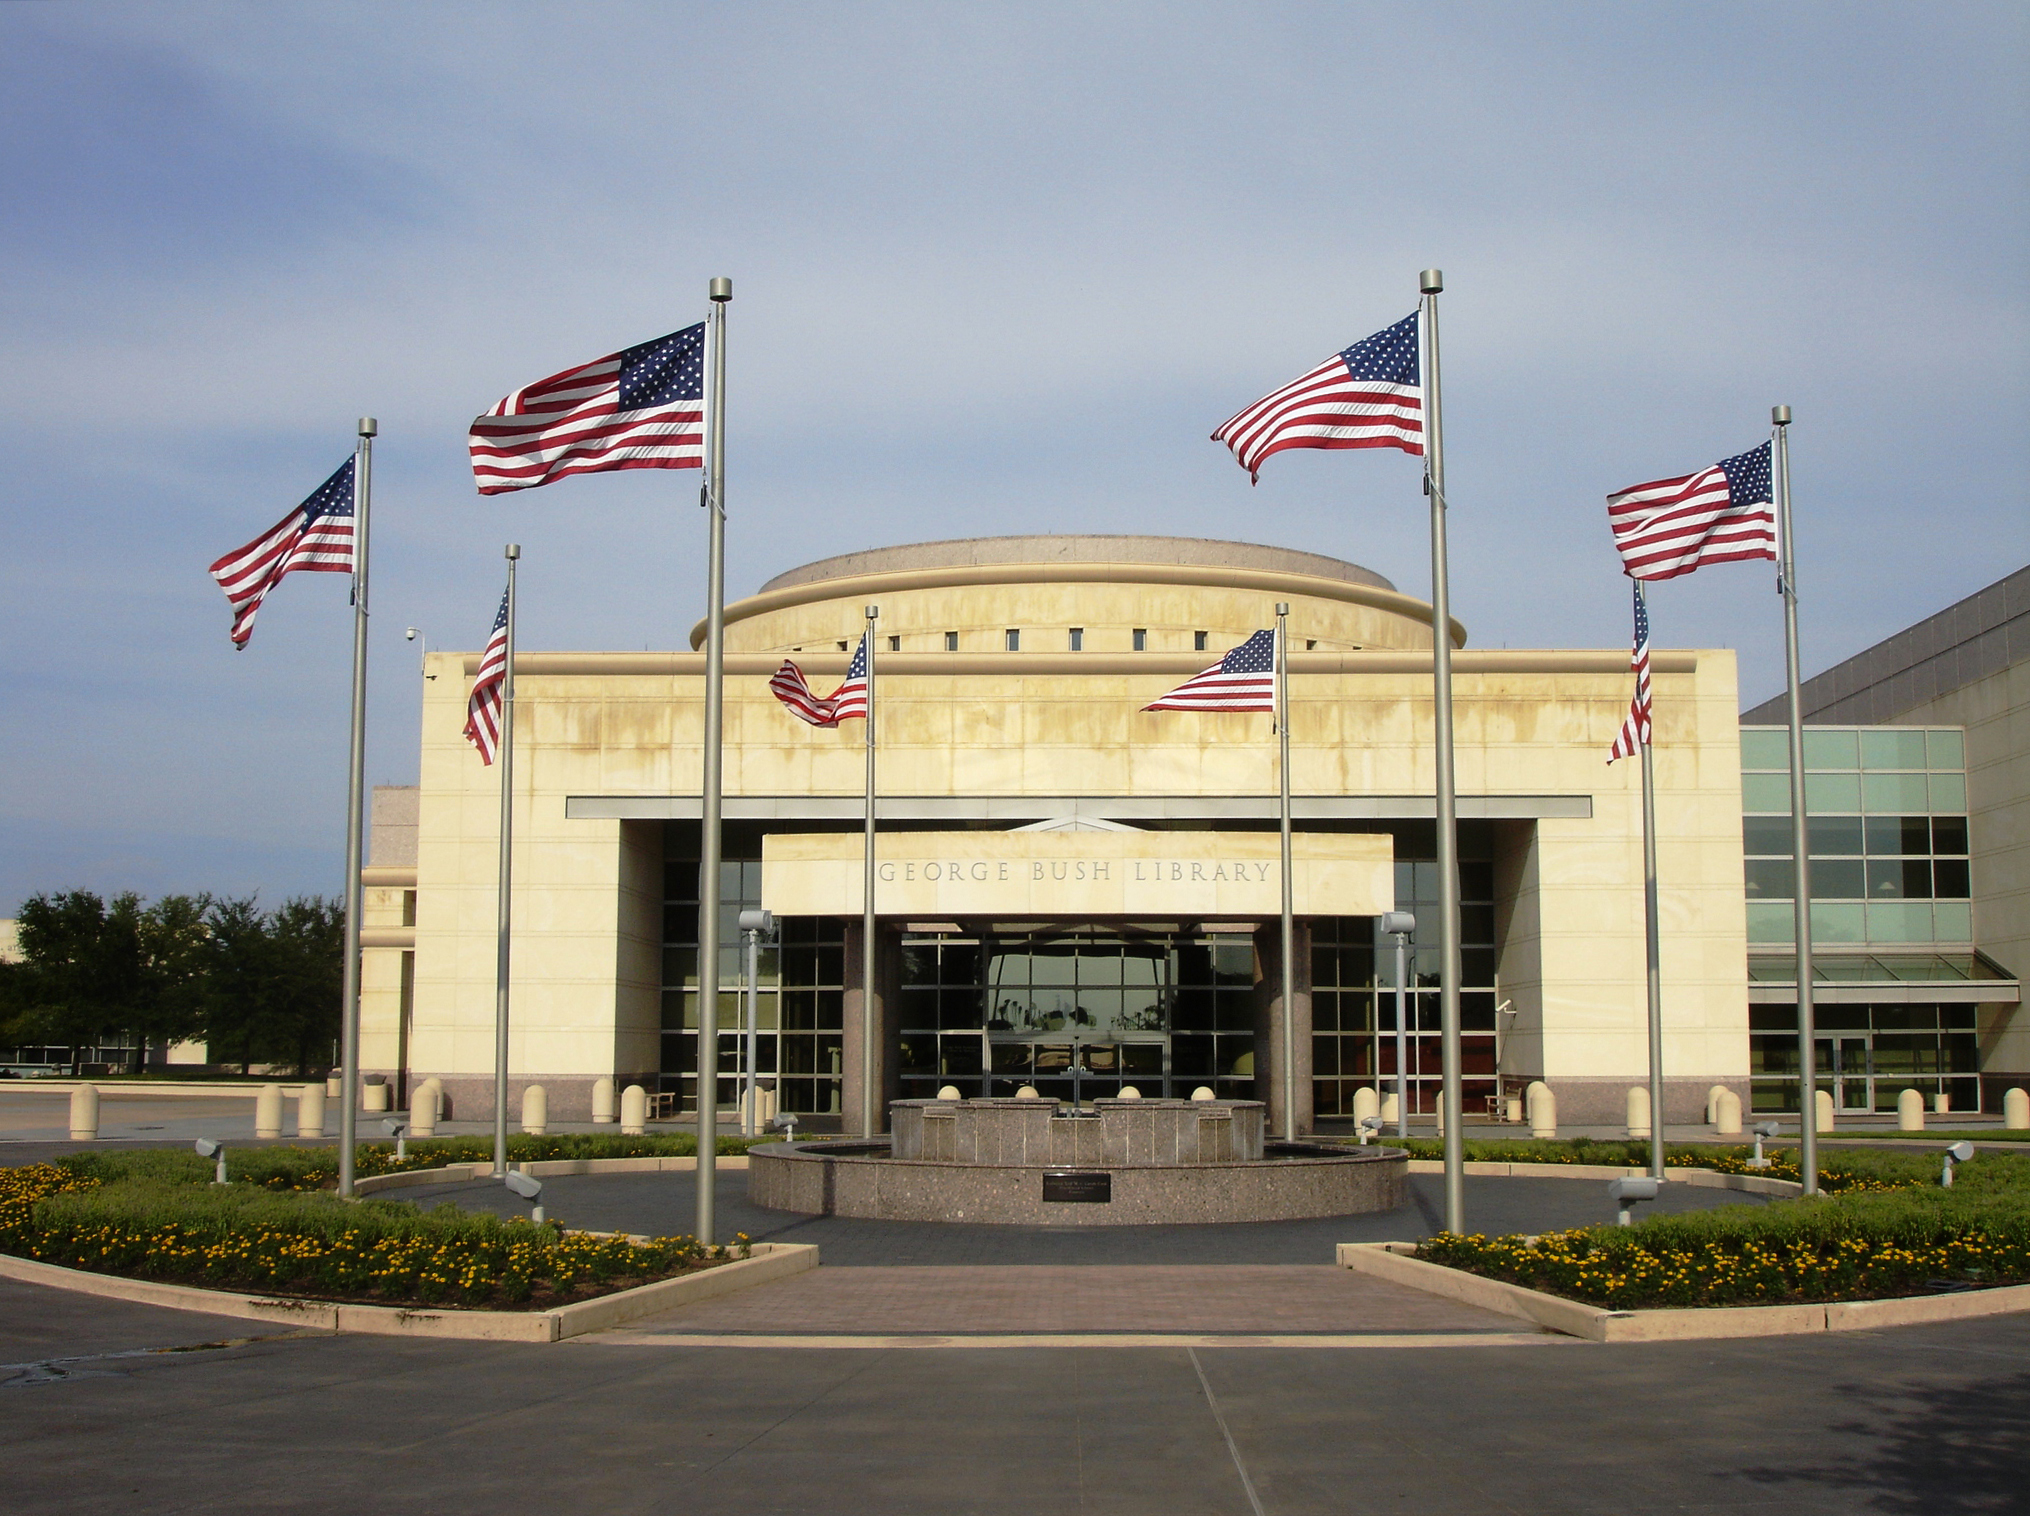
[2,1,2024,910]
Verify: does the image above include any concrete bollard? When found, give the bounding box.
[68,1085,99,1141]
[522,1084,548,1136]
[297,1083,325,1139]
[1896,1087,1926,1132]
[411,1078,441,1138]
[591,1076,617,1124]
[2005,1087,2030,1130]
[1016,1085,1041,1100]
[325,1073,342,1100]
[1714,1088,1743,1135]
[935,1085,962,1100]
[1380,1091,1399,1124]
[1816,1088,1836,1134]
[1705,1085,1728,1125]
[1191,1086,1216,1101]
[619,1083,647,1135]
[1351,1086,1380,1125]
[1933,1091,1951,1115]
[255,1083,285,1138]
[1505,1096,1523,1124]
[1118,1086,1142,1100]
[362,1078,389,1113]
[1527,1081,1556,1139]
[1626,1085,1651,1140]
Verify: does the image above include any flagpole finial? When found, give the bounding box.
[709,277,733,302]
[865,604,878,619]
[1772,405,1792,426]
[1275,602,1290,616]
[357,417,378,437]
[1419,269,1443,294]
[505,543,521,560]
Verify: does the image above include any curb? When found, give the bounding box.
[1400,1160,1802,1197]
[352,1154,749,1195]
[1336,1242,2030,1342]
[0,1243,817,1343]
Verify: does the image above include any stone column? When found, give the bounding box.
[1252,920,1315,1137]
[841,921,902,1134]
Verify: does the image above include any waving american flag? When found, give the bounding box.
[464,589,511,763]
[771,633,870,727]
[1213,313,1423,481]
[1143,629,1278,713]
[207,457,356,648]
[1606,442,1776,581]
[1607,585,1652,764]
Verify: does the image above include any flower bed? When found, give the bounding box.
[1412,1150,2030,1309]
[0,1161,745,1310]
[1365,1136,1925,1193]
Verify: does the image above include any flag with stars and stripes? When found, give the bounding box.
[1212,313,1423,482]
[1606,441,1776,581]
[770,632,870,727]
[469,324,706,494]
[463,589,511,763]
[207,457,356,648]
[1608,585,1651,764]
[1143,629,1278,712]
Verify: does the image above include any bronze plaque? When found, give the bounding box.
[1042,1170,1112,1204]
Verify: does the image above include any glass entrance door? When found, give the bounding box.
[987,1035,1169,1102]
[1815,1035,1873,1112]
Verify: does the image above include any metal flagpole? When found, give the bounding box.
[1418,269,1466,1234]
[695,276,732,1245]
[1275,604,1296,1142]
[1773,405,1818,1195]
[1637,581,1665,1180]
[336,417,374,1199]
[491,544,520,1178]
[860,606,879,1136]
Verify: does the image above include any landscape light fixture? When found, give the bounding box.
[772,1111,799,1142]
[1941,1140,1975,1189]
[193,1137,228,1185]
[1379,912,1417,1139]
[1748,1120,1781,1169]
[382,1117,408,1161]
[503,1168,545,1224]
[1358,1115,1386,1147]
[1607,1175,1660,1227]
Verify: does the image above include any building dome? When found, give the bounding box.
[704,534,1458,653]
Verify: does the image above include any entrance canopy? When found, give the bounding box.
[760,830,1393,918]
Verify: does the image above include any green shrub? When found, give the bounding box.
[0,1161,745,1309]
[1357,1135,1944,1193]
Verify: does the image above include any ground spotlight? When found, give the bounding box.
[1358,1115,1386,1146]
[193,1137,228,1185]
[504,1167,545,1224]
[382,1117,408,1161]
[1942,1140,1975,1188]
[1607,1176,1659,1226]
[1748,1120,1781,1169]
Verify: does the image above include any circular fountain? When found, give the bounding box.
[748,1096,1406,1226]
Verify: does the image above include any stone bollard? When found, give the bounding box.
[411,1078,441,1138]
[1816,1088,1835,1134]
[1015,1085,1041,1100]
[363,1077,389,1113]
[1527,1082,1556,1139]
[255,1083,285,1138]
[68,1085,99,1141]
[619,1083,647,1135]
[1897,1087,1925,1132]
[1380,1091,1399,1124]
[591,1076,617,1125]
[1705,1085,1728,1124]
[935,1085,962,1100]
[1626,1085,1651,1140]
[522,1084,548,1136]
[1351,1085,1380,1125]
[1118,1086,1142,1100]
[2006,1087,2030,1130]
[1933,1092,1951,1115]
[297,1083,325,1139]
[1714,1088,1743,1135]
[1191,1086,1216,1102]
[325,1073,342,1100]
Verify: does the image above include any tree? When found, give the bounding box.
[195,895,344,1076]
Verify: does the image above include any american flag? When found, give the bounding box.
[1606,441,1776,581]
[207,457,356,648]
[1213,313,1423,481]
[469,324,706,494]
[1608,584,1651,764]
[464,589,510,763]
[770,632,869,726]
[1144,629,1277,712]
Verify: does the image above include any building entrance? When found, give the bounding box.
[1816,1033,1874,1113]
[988,1034,1171,1100]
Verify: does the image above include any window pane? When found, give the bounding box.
[1807,816,1864,856]
[1864,816,1931,855]
[1933,902,1973,943]
[1744,817,1794,856]
[1865,902,1933,943]
[1803,729,1859,769]
[1927,729,1965,769]
[1745,859,1795,899]
[1809,902,1865,942]
[1929,774,1967,813]
[1742,774,1793,813]
[1863,773,1929,813]
[1747,902,1794,944]
[1810,859,1865,899]
[1860,729,1928,769]
[1933,858,1970,899]
[1932,816,1969,854]
[1740,729,1791,770]
[1805,773,1861,812]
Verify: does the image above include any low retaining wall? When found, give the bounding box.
[749,1140,1405,1225]
[351,1154,750,1196]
